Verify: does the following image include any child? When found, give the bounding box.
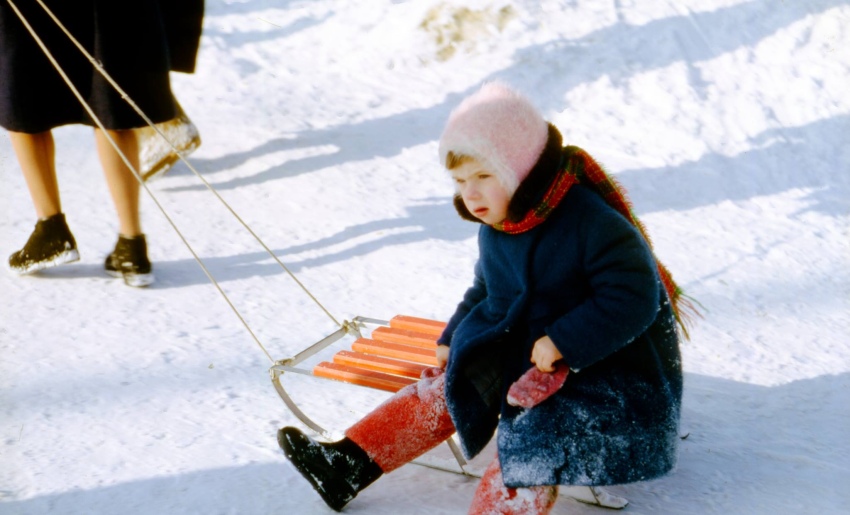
[278,82,688,514]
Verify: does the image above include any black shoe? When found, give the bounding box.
[8,213,80,275]
[277,427,383,512]
[104,234,154,287]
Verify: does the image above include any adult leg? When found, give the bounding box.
[94,128,141,236]
[9,130,61,218]
[7,131,78,274]
[95,129,154,286]
[469,454,558,515]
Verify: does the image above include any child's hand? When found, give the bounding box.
[531,335,563,372]
[436,344,450,369]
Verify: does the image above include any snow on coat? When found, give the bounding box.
[438,181,683,488]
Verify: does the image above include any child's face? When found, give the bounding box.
[450,158,511,225]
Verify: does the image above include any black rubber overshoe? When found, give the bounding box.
[8,213,80,275]
[104,234,154,287]
[277,427,382,512]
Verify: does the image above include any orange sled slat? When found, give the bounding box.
[389,315,447,337]
[313,361,416,392]
[371,326,438,348]
[334,350,430,379]
[351,338,439,366]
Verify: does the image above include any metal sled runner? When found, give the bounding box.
[269,315,471,473]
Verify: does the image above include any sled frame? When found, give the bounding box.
[269,316,473,476]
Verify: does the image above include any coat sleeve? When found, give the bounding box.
[545,200,660,372]
[438,259,488,346]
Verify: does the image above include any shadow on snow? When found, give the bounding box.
[168,0,845,202]
[3,372,848,514]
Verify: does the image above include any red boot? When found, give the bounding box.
[346,369,456,472]
[468,455,558,515]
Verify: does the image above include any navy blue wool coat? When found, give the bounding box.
[438,183,683,488]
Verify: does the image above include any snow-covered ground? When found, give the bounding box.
[2,0,848,513]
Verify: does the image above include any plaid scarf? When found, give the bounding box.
[493,146,698,338]
[492,163,578,234]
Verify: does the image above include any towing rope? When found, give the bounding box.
[6,0,343,362]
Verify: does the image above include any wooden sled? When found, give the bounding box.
[269,315,628,510]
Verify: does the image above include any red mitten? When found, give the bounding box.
[506,362,569,408]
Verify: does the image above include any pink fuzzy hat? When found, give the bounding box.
[439,82,549,196]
